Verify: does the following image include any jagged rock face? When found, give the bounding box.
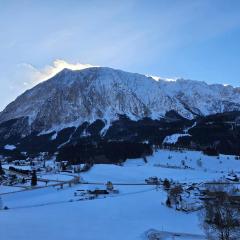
[0,117,30,141]
[1,67,240,133]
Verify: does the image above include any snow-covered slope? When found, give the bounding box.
[2,149,240,240]
[0,67,240,132]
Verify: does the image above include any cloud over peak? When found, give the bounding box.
[22,59,98,86]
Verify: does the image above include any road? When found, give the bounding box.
[0,167,80,196]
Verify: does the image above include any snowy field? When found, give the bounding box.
[1,149,240,240]
[0,186,24,194]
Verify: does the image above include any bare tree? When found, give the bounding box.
[0,161,4,175]
[31,170,37,186]
[0,196,3,210]
[169,185,183,209]
[200,193,240,240]
[163,178,171,190]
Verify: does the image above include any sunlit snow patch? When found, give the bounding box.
[163,133,190,144]
[4,144,16,150]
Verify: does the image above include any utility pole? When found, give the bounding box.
[0,196,3,210]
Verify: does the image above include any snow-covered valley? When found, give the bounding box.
[1,149,240,240]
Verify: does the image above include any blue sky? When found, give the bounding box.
[1,0,240,110]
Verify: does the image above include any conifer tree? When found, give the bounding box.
[0,161,4,175]
[31,170,37,186]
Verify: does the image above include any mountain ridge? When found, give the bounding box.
[1,66,240,134]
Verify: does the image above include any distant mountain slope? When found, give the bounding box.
[176,111,240,155]
[1,67,240,161]
[1,111,240,162]
[1,67,240,135]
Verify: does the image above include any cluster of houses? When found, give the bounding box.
[73,181,119,200]
[164,180,240,212]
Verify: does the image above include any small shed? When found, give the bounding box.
[106,181,114,191]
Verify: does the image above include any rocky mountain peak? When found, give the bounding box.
[0,66,240,133]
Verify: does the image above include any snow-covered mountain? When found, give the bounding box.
[1,66,240,133]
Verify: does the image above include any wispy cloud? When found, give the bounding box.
[18,59,97,87]
[0,60,96,111]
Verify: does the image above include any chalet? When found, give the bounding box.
[13,160,28,166]
[106,181,114,191]
[145,176,160,184]
[199,190,229,201]
[88,189,109,195]
[226,175,239,182]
